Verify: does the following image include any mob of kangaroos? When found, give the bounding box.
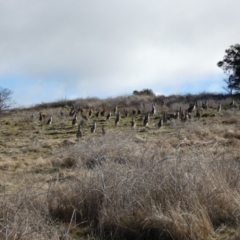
[33,97,234,140]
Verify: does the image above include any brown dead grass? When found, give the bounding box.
[224,130,240,140]
[44,132,240,239]
[0,94,240,239]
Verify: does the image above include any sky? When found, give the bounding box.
[0,0,239,107]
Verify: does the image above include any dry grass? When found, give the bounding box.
[0,93,240,239]
[44,133,240,239]
[224,130,240,140]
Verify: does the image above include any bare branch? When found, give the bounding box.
[0,87,14,115]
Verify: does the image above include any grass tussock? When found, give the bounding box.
[0,182,59,239]
[222,117,239,125]
[224,130,240,140]
[44,132,240,239]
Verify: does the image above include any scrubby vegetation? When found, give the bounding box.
[0,92,240,239]
[133,88,155,96]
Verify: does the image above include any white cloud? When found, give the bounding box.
[0,0,239,105]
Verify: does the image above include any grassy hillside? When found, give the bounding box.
[0,93,240,239]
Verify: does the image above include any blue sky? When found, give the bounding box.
[0,0,238,107]
[1,75,224,107]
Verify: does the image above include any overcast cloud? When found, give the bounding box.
[0,0,239,106]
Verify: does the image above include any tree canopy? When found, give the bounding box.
[133,88,155,96]
[217,44,240,94]
[0,87,14,114]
